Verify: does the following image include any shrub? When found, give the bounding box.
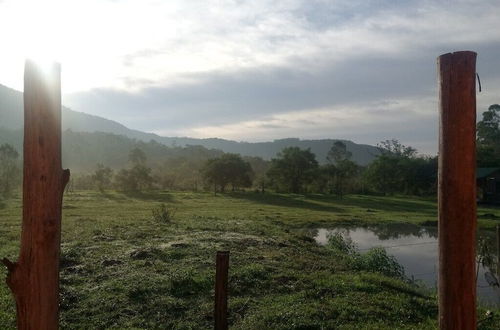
[327,233,405,279]
[152,203,176,223]
[327,232,357,255]
[354,247,405,279]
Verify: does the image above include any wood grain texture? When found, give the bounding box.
[437,51,477,330]
[2,60,69,330]
[214,251,229,330]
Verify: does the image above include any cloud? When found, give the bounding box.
[65,53,434,124]
[155,96,439,153]
[65,38,500,154]
[2,0,499,154]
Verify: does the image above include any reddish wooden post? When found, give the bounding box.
[2,60,70,330]
[214,251,229,330]
[437,51,477,330]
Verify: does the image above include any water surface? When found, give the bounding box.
[313,223,500,307]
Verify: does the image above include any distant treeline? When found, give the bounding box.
[1,135,437,197]
[1,104,499,198]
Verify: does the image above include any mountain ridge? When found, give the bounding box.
[0,83,379,165]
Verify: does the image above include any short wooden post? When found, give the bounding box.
[437,51,477,330]
[2,60,70,329]
[214,251,229,330]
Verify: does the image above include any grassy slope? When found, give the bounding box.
[0,191,499,329]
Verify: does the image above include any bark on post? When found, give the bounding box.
[437,51,477,330]
[2,61,69,330]
[214,251,229,330]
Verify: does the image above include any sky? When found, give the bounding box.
[1,0,499,154]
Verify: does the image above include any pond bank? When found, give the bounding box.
[312,223,500,307]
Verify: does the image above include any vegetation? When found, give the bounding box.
[325,141,360,198]
[6,104,500,198]
[0,143,20,199]
[2,102,500,328]
[1,191,499,329]
[115,148,154,192]
[327,233,405,279]
[0,126,378,172]
[267,147,318,193]
[151,203,176,223]
[201,154,254,193]
[91,164,113,192]
[477,104,500,167]
[364,139,437,196]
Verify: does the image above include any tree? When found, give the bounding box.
[91,163,113,192]
[244,156,271,193]
[364,153,400,195]
[129,147,147,165]
[201,154,254,193]
[202,158,227,194]
[333,159,359,198]
[377,139,417,158]
[327,141,352,164]
[477,104,500,167]
[326,141,358,198]
[310,165,334,194]
[0,144,21,198]
[115,148,154,191]
[364,139,436,195]
[267,147,318,193]
[115,166,154,192]
[365,139,415,195]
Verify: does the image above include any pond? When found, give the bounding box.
[312,223,500,307]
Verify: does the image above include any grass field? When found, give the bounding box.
[1,191,499,329]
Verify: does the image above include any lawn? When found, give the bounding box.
[1,191,499,329]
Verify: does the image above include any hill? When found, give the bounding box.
[0,127,224,173]
[0,84,379,165]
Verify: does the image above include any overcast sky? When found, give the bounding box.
[1,0,499,154]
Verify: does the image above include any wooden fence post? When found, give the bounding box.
[2,60,70,330]
[214,251,229,330]
[437,51,477,330]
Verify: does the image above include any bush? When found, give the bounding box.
[354,247,405,279]
[152,203,176,223]
[327,232,357,255]
[328,233,405,279]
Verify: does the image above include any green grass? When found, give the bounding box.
[1,191,499,329]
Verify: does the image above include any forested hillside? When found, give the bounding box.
[0,127,223,172]
[0,84,378,165]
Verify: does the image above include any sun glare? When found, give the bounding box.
[0,0,65,89]
[0,0,122,92]
[13,1,62,61]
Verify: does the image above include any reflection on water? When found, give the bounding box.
[313,223,500,307]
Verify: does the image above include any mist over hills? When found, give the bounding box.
[0,84,379,168]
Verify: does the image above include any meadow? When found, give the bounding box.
[1,191,499,329]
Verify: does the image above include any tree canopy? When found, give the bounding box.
[327,141,353,165]
[324,141,359,197]
[477,104,500,167]
[364,139,436,195]
[91,164,113,192]
[267,147,318,193]
[115,148,154,192]
[201,154,254,193]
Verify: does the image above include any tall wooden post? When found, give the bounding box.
[437,51,477,330]
[2,61,70,329]
[214,251,229,330]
